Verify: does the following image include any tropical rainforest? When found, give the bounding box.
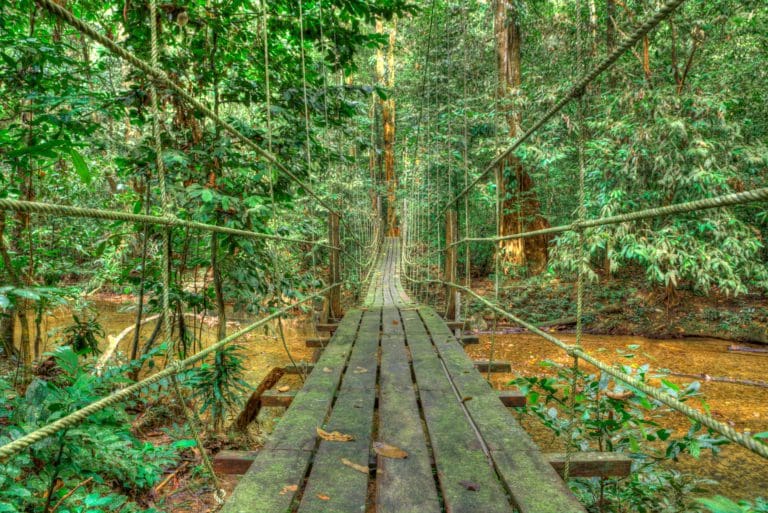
[0,0,766,512]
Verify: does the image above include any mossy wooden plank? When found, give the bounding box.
[297,374,376,511]
[418,307,586,513]
[264,310,363,451]
[546,452,632,478]
[377,306,441,513]
[219,449,310,513]
[418,389,515,513]
[341,309,381,391]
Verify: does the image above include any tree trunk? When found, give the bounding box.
[493,0,549,273]
[376,19,398,236]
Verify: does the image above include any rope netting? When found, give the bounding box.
[400,0,768,466]
[0,0,381,485]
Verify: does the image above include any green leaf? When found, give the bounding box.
[69,148,92,185]
[172,439,198,449]
[84,493,114,507]
[201,189,214,203]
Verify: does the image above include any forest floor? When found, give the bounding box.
[466,273,768,345]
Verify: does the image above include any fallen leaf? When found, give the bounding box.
[459,480,480,491]
[352,366,368,374]
[277,385,290,393]
[461,396,473,403]
[322,367,333,373]
[341,458,369,474]
[317,493,330,501]
[317,427,355,442]
[374,441,408,459]
[392,319,399,325]
[279,484,298,495]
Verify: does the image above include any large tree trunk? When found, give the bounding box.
[376,19,398,236]
[493,0,549,273]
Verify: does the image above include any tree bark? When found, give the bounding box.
[493,0,549,273]
[376,19,398,236]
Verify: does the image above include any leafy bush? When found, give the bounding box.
[512,357,730,512]
[0,347,178,512]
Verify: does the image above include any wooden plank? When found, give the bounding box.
[283,363,315,375]
[498,390,526,407]
[296,309,380,513]
[220,449,310,513]
[213,450,258,475]
[223,310,364,513]
[446,320,466,330]
[473,360,512,373]
[459,334,480,345]
[316,323,338,333]
[377,306,441,513]
[261,390,296,408]
[418,307,586,513]
[546,452,632,478]
[401,309,514,513]
[305,337,329,348]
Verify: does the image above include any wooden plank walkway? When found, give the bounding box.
[222,238,585,513]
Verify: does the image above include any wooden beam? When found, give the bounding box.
[545,452,632,478]
[473,360,512,373]
[458,334,479,346]
[261,390,296,408]
[498,390,526,407]
[446,320,466,330]
[316,323,338,333]
[305,337,330,348]
[283,363,315,375]
[213,450,258,475]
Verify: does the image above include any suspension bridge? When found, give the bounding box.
[1,0,767,511]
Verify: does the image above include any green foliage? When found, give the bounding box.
[698,496,768,513]
[0,347,175,512]
[512,356,729,512]
[62,314,104,356]
[187,344,251,432]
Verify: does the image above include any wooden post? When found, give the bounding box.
[328,211,344,319]
[444,210,458,320]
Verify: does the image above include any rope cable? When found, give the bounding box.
[440,0,688,215]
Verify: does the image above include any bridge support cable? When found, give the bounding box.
[449,187,768,248]
[0,284,340,463]
[440,0,688,215]
[0,199,338,250]
[406,278,768,461]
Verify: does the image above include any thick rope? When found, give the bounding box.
[0,199,338,249]
[37,0,338,217]
[451,187,768,247]
[147,0,173,353]
[441,0,688,214]
[0,285,338,462]
[414,279,768,460]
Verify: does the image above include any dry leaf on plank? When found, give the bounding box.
[317,427,355,442]
[279,484,298,495]
[374,441,408,459]
[341,458,369,474]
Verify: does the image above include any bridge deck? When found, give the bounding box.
[223,239,585,513]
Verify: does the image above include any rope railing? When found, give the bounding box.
[440,0,687,215]
[448,187,768,248]
[0,284,339,463]
[408,278,768,460]
[0,198,338,250]
[37,0,338,217]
